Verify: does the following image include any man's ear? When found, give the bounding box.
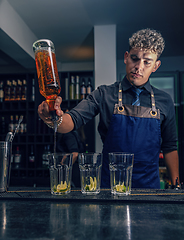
[124,51,129,64]
[153,60,161,72]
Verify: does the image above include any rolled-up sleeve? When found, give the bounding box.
[67,88,102,130]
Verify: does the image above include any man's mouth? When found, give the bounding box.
[131,72,142,78]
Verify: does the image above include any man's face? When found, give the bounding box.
[124,48,161,87]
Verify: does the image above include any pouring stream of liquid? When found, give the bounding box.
[53,120,57,168]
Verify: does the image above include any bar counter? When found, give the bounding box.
[1,188,184,240]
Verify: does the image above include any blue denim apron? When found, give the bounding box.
[102,83,161,189]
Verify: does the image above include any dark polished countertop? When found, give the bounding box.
[0,188,184,240]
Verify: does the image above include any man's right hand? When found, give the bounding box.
[38,96,63,122]
[37,96,74,133]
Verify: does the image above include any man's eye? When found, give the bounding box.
[131,57,139,61]
[145,61,151,65]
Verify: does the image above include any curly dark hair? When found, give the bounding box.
[129,28,165,59]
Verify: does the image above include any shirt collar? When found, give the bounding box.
[121,76,152,93]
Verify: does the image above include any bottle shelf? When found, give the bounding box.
[0,101,27,111]
[0,70,95,187]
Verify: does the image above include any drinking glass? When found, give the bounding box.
[49,153,73,195]
[109,152,134,195]
[78,153,102,194]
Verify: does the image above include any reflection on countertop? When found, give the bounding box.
[0,188,184,239]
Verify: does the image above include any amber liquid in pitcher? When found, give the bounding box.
[35,50,61,111]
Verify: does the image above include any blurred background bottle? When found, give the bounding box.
[14,115,19,133]
[65,78,68,100]
[20,115,25,133]
[0,80,4,102]
[42,145,50,168]
[16,79,22,101]
[42,145,47,168]
[24,116,27,133]
[75,76,80,99]
[80,78,86,99]
[4,80,11,101]
[9,115,14,132]
[1,116,6,134]
[31,78,35,101]
[69,76,75,100]
[29,145,35,168]
[87,78,92,96]
[14,146,21,168]
[85,143,89,153]
[10,79,16,101]
[21,79,27,101]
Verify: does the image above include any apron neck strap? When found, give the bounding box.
[118,82,157,111]
[150,88,157,112]
[118,82,123,107]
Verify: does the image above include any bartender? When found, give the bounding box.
[38,28,179,189]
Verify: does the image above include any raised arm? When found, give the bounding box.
[38,96,74,133]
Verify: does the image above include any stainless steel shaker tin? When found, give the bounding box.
[0,141,12,192]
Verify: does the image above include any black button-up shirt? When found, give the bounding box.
[68,76,177,153]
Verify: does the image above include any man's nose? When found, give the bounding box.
[135,60,144,70]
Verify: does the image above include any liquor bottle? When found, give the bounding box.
[14,80,17,100]
[29,145,35,168]
[10,80,16,101]
[20,115,24,134]
[4,80,11,101]
[31,78,35,101]
[42,145,50,168]
[24,116,27,133]
[14,146,21,168]
[11,152,14,166]
[80,79,86,99]
[37,116,42,134]
[85,143,89,153]
[16,79,22,101]
[1,116,6,134]
[69,76,75,100]
[14,115,19,133]
[33,39,61,117]
[75,76,80,100]
[46,145,51,167]
[21,79,27,101]
[160,170,165,189]
[65,78,68,100]
[42,145,47,168]
[0,81,4,102]
[87,78,92,96]
[9,115,14,132]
